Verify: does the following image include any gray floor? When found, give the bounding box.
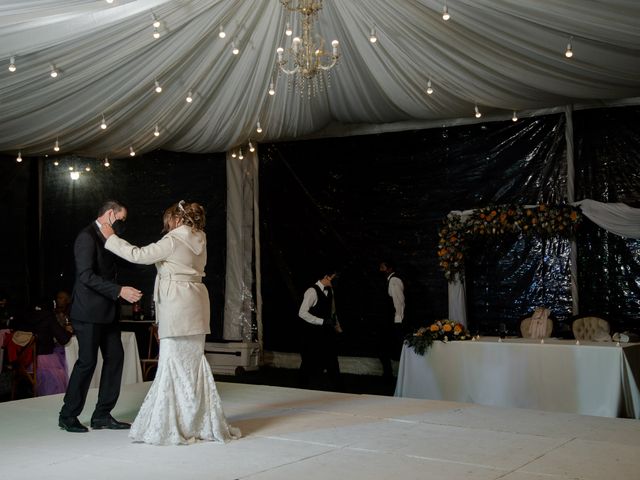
[2,381,640,479]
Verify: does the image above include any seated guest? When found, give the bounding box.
[17,298,72,396]
[54,290,72,330]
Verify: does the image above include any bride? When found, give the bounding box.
[101,200,240,445]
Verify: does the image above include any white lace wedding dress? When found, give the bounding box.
[129,334,241,445]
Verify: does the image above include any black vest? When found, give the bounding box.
[309,285,332,322]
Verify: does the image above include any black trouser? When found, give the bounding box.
[379,322,405,378]
[299,322,342,390]
[60,320,124,419]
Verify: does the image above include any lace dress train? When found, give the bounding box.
[129,334,241,445]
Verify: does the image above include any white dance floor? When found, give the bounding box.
[1,380,639,480]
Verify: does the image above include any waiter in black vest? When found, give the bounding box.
[298,269,343,391]
[378,260,405,379]
[59,200,142,433]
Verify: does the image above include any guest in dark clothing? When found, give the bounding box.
[298,269,343,391]
[18,299,73,396]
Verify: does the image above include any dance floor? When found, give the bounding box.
[1,381,639,480]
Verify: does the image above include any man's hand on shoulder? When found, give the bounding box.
[119,286,142,303]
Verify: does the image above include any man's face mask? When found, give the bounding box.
[110,212,126,236]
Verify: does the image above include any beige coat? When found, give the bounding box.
[105,225,210,339]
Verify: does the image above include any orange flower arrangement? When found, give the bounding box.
[405,319,471,355]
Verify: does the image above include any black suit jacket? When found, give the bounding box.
[70,222,121,324]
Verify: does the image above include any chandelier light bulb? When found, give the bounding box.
[70,171,80,180]
[100,115,107,130]
[16,151,22,162]
[154,80,162,93]
[153,27,160,39]
[186,91,193,103]
[474,105,482,118]
[249,141,255,152]
[442,4,450,21]
[238,148,244,160]
[512,111,518,122]
[154,124,160,137]
[331,39,339,55]
[50,66,58,78]
[292,37,301,53]
[565,39,573,58]
[426,79,434,95]
[8,56,16,72]
[231,151,237,158]
[218,26,226,39]
[129,146,136,156]
[54,139,60,152]
[285,22,293,36]
[232,42,240,55]
[268,82,276,96]
[369,27,377,44]
[256,122,263,133]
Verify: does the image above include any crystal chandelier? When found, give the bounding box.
[276,0,340,96]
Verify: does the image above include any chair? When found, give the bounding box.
[520,317,553,338]
[140,324,159,381]
[9,331,37,399]
[572,316,611,341]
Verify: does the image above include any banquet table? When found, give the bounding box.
[395,337,640,418]
[65,331,143,388]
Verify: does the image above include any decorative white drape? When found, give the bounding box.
[1,1,640,158]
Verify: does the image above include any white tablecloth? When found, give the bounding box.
[65,331,143,388]
[395,337,640,418]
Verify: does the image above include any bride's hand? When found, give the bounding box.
[100,222,115,238]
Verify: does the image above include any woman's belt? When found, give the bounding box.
[154,274,204,304]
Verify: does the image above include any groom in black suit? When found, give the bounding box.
[59,200,143,433]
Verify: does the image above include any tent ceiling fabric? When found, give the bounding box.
[1,0,639,158]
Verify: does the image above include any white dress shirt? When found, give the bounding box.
[387,274,405,324]
[299,281,328,326]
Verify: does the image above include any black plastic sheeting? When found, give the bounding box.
[259,113,571,354]
[574,106,640,331]
[40,151,227,337]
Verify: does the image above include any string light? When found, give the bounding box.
[186,91,193,103]
[106,0,114,4]
[249,141,255,152]
[218,25,226,39]
[154,80,162,93]
[238,148,244,160]
[53,160,59,166]
[152,15,160,29]
[474,105,482,118]
[154,124,160,137]
[231,151,237,158]
[70,171,80,180]
[442,2,450,21]
[54,138,60,152]
[268,81,276,96]
[100,115,107,130]
[285,22,292,36]
[8,56,16,72]
[85,166,91,172]
[232,42,240,55]
[369,27,377,44]
[50,65,59,78]
[565,37,573,58]
[153,27,160,39]
[68,166,74,171]
[426,79,434,95]
[256,122,262,133]
[129,146,136,156]
[104,156,110,167]
[512,111,518,122]
[16,151,22,162]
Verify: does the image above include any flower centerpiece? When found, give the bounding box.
[405,319,471,355]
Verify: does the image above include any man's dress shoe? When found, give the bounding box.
[91,415,131,430]
[59,416,89,433]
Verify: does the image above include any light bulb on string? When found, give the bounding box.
[129,146,136,157]
[54,160,59,166]
[426,79,434,95]
[256,122,262,133]
[8,56,16,72]
[85,166,91,172]
[100,115,107,130]
[285,22,292,36]
[238,148,244,160]
[186,91,193,103]
[104,156,110,167]
[442,3,450,21]
[152,15,160,29]
[154,125,160,137]
[565,37,573,58]
[54,138,60,152]
[154,80,162,93]
[232,42,240,55]
[68,166,73,171]
[153,27,160,39]
[474,105,481,118]
[249,141,255,152]
[50,65,58,78]
[512,111,518,122]
[268,82,276,96]
[16,151,22,162]
[218,25,226,38]
[369,27,377,44]
[106,0,114,4]
[231,151,237,158]
[70,171,80,180]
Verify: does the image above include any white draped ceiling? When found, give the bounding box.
[1,0,640,159]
